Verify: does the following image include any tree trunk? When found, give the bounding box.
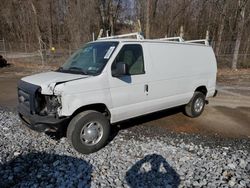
[48,1,53,48]
[145,0,151,38]
[215,3,227,56]
[109,1,114,36]
[232,0,246,70]
[29,0,41,46]
[215,22,224,56]
[243,37,250,67]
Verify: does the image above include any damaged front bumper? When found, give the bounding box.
[18,106,69,132]
[17,80,69,132]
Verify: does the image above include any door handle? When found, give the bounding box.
[144,84,149,92]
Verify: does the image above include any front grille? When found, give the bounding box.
[17,80,41,114]
[18,89,30,110]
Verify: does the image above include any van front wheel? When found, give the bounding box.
[184,92,205,118]
[67,110,110,154]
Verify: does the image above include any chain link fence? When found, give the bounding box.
[1,39,249,69]
[212,41,250,69]
[215,54,250,69]
[0,40,81,66]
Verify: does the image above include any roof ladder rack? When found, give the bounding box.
[97,31,210,46]
[98,32,144,40]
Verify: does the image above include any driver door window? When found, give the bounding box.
[112,44,145,75]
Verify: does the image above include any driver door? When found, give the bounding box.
[109,44,149,122]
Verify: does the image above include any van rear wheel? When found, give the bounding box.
[67,110,110,154]
[184,91,205,118]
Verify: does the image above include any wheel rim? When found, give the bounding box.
[194,97,204,113]
[80,121,103,146]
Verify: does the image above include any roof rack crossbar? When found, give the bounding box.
[154,37,184,42]
[185,39,209,46]
[98,32,144,40]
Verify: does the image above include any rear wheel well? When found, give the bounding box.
[195,86,207,96]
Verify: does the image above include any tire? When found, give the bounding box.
[67,110,110,154]
[184,91,206,118]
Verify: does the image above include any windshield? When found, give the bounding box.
[58,42,119,75]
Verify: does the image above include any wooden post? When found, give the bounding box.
[24,42,27,53]
[8,42,14,64]
[38,37,44,66]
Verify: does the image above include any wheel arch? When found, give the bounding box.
[195,85,208,96]
[71,103,111,120]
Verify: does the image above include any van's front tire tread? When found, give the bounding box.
[67,110,110,154]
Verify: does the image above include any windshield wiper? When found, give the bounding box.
[68,67,88,75]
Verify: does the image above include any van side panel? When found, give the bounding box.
[145,42,216,113]
[107,42,217,123]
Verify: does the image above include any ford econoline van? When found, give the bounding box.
[17,33,217,154]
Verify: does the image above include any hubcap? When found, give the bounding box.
[194,97,204,113]
[80,121,103,146]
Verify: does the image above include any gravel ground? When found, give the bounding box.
[0,109,249,188]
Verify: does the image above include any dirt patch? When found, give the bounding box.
[134,104,250,138]
[217,68,250,87]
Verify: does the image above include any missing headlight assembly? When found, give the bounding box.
[36,93,61,117]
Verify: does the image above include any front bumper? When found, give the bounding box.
[17,80,69,132]
[18,105,69,132]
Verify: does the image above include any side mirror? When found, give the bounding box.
[112,62,128,77]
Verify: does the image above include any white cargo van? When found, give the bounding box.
[17,33,217,154]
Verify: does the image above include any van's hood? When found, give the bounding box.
[21,71,88,94]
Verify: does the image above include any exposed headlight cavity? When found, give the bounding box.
[36,94,61,117]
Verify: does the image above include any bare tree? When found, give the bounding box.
[98,0,122,36]
[215,1,228,56]
[145,0,151,38]
[0,0,250,69]
[232,0,248,70]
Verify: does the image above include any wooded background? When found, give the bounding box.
[0,0,250,69]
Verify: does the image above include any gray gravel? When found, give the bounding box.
[0,109,249,188]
